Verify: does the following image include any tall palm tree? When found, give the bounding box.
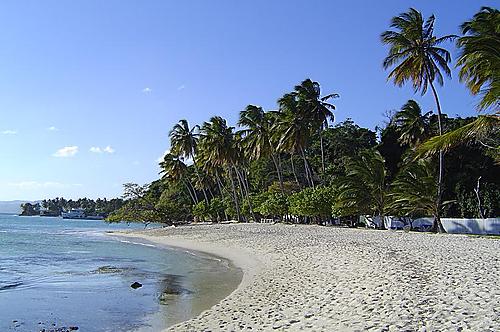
[199,116,242,221]
[381,8,456,232]
[294,79,339,175]
[334,149,388,229]
[392,99,432,146]
[457,7,500,111]
[275,92,316,187]
[238,105,284,191]
[169,119,209,204]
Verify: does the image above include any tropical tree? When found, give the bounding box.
[169,119,209,203]
[159,153,198,205]
[238,105,284,191]
[392,100,432,146]
[456,7,500,111]
[389,159,441,221]
[199,116,242,221]
[418,7,500,160]
[333,149,388,229]
[381,8,456,232]
[294,79,339,175]
[418,115,500,161]
[275,92,315,187]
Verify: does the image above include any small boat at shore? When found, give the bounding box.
[62,208,104,220]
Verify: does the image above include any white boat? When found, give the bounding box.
[61,208,86,219]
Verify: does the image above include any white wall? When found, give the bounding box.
[362,216,500,235]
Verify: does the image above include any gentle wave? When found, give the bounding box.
[118,239,156,247]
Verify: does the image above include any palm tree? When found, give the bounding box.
[199,116,242,221]
[294,79,339,175]
[418,114,500,161]
[169,119,209,204]
[392,100,432,146]
[334,149,388,229]
[275,92,316,187]
[389,159,441,222]
[417,8,500,160]
[381,8,456,232]
[238,105,284,191]
[457,7,500,111]
[159,153,198,204]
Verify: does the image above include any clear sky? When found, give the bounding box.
[0,0,494,201]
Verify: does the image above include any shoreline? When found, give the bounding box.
[117,223,500,331]
[111,229,260,331]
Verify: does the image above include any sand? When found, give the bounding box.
[119,223,500,331]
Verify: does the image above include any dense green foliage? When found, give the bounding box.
[20,197,125,217]
[79,7,500,230]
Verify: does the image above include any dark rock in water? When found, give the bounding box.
[130,281,142,289]
[0,282,23,291]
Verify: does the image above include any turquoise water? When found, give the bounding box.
[0,215,241,331]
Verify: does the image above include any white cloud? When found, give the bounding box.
[90,146,115,154]
[103,146,115,153]
[7,181,82,189]
[47,126,58,131]
[2,130,17,135]
[177,84,186,91]
[142,87,152,93]
[53,146,78,157]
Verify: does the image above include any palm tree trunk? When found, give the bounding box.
[182,180,197,205]
[215,170,229,221]
[235,166,256,222]
[320,125,326,177]
[290,153,300,187]
[193,160,209,204]
[428,79,446,233]
[300,147,315,188]
[270,153,284,193]
[227,167,241,221]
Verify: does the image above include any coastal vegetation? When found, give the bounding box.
[109,7,499,231]
[20,197,125,217]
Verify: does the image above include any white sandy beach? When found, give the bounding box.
[120,224,500,331]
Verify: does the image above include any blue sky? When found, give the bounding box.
[0,0,494,200]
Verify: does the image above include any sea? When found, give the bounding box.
[0,214,241,331]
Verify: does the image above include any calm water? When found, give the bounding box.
[0,215,241,331]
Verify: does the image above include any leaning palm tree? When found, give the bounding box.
[457,7,500,111]
[381,8,456,232]
[169,119,209,203]
[334,149,388,229]
[392,100,432,146]
[418,114,500,162]
[418,8,500,160]
[294,79,339,175]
